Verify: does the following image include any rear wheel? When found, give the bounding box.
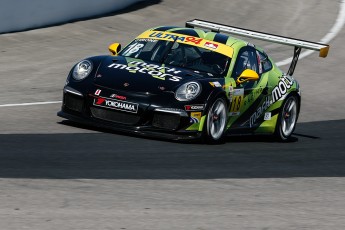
[204,97,227,143]
[275,95,299,141]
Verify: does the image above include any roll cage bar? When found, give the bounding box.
[186,19,329,76]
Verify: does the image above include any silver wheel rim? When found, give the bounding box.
[207,99,227,140]
[281,97,297,137]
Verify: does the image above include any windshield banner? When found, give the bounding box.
[136,31,233,57]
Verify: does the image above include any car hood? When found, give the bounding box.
[94,56,207,93]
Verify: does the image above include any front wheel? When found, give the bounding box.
[204,97,228,143]
[275,95,299,141]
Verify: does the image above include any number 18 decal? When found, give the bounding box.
[230,95,243,116]
[122,43,144,56]
[229,88,244,116]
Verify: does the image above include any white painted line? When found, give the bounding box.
[276,0,345,66]
[0,101,62,107]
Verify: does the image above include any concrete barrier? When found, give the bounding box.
[0,0,143,33]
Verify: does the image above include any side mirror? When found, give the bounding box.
[108,43,122,56]
[236,69,259,85]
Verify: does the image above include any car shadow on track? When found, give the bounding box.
[58,120,301,144]
[0,120,343,180]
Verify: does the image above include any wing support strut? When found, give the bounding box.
[287,46,302,76]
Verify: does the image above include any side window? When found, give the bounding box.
[233,47,258,77]
[257,50,272,73]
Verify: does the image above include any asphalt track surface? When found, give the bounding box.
[0,0,345,229]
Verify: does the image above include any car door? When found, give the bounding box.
[228,45,269,131]
[227,46,264,129]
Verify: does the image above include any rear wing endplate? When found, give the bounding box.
[186,19,329,75]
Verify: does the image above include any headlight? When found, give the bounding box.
[72,60,93,80]
[175,81,201,101]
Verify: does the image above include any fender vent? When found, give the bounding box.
[64,94,83,112]
[152,112,180,130]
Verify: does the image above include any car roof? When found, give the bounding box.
[149,26,248,49]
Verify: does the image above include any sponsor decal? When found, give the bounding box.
[137,38,157,42]
[230,88,244,114]
[110,94,127,100]
[95,89,101,96]
[252,87,264,97]
[204,42,218,50]
[209,81,222,87]
[148,32,203,45]
[185,104,205,111]
[244,75,295,127]
[228,86,234,102]
[108,61,182,82]
[137,31,234,57]
[230,95,243,114]
[264,112,271,121]
[271,75,294,104]
[93,96,138,113]
[95,98,105,105]
[123,43,145,55]
[249,96,271,127]
[229,112,240,116]
[244,87,266,107]
[233,88,244,96]
[190,112,202,124]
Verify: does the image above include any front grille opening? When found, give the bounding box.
[152,112,181,130]
[64,93,84,112]
[90,107,140,125]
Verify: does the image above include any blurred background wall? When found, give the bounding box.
[0,0,143,33]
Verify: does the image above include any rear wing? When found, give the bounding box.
[186,19,330,75]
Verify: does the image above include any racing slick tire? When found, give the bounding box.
[274,94,299,141]
[203,97,228,144]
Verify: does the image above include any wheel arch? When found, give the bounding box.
[197,88,229,140]
[273,91,300,141]
[205,89,230,110]
[287,90,301,121]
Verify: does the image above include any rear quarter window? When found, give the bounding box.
[257,50,272,73]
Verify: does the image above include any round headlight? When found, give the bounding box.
[72,60,93,80]
[175,81,201,101]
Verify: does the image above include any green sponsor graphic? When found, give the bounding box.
[254,114,278,134]
[198,115,206,132]
[186,122,200,131]
[226,72,269,128]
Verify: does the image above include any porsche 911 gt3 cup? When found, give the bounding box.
[58,19,329,143]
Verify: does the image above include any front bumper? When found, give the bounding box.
[57,87,203,140]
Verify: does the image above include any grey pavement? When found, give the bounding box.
[0,0,344,229]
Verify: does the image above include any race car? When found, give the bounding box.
[57,19,329,143]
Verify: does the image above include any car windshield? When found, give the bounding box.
[119,39,231,76]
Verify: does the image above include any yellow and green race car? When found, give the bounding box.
[58,19,329,143]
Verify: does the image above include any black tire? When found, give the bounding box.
[274,94,299,141]
[203,97,228,144]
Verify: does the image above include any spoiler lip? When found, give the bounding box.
[186,19,329,58]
